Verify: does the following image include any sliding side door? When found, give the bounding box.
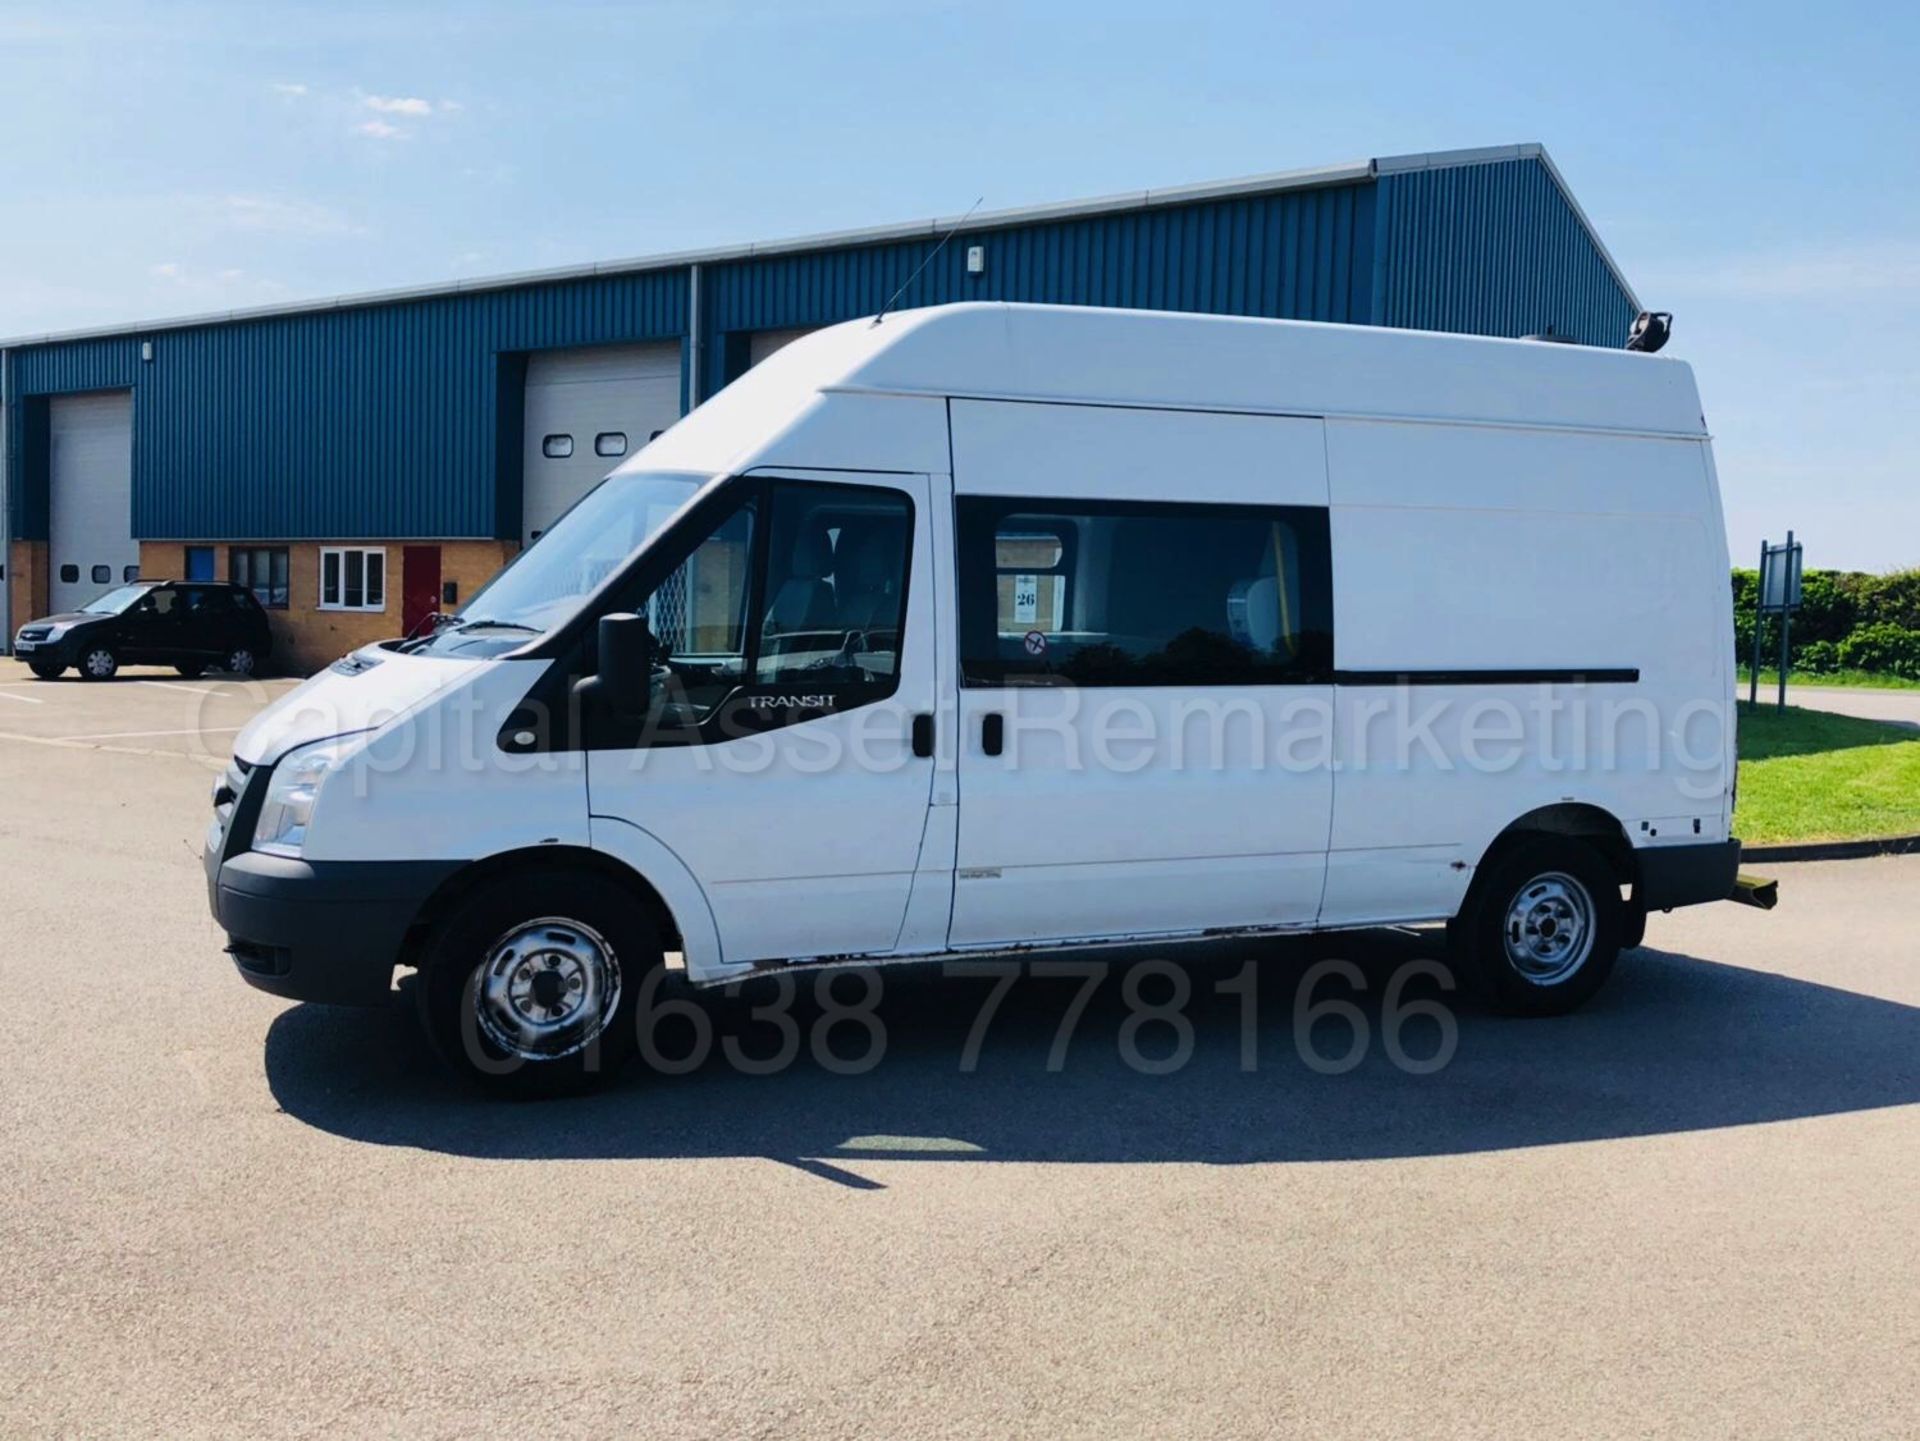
[947,401,1334,948]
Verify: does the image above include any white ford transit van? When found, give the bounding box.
[207,302,1749,1092]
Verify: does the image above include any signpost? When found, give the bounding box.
[1751,532,1803,711]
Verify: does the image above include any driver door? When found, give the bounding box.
[121,586,179,662]
[585,471,946,968]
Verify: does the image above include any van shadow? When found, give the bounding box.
[264,932,1920,1183]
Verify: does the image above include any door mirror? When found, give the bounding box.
[592,612,655,719]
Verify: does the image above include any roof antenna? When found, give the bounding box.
[872,195,984,327]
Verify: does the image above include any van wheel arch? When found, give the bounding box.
[402,846,684,964]
[1467,802,1645,946]
[1479,803,1635,889]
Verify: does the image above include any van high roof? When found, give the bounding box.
[627,303,1707,482]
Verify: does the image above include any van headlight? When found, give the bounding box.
[253,735,364,858]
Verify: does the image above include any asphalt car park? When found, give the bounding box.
[0,658,304,759]
[0,661,1915,1437]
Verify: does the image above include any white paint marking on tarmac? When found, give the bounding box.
[55,726,244,743]
[0,728,227,765]
[0,690,44,704]
[137,680,223,696]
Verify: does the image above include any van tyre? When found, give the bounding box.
[78,645,119,681]
[1620,900,1648,952]
[1450,836,1622,1016]
[176,661,208,678]
[416,868,656,1098]
[28,661,64,680]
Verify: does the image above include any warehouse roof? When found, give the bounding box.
[0,143,1636,351]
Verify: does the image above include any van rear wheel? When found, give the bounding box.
[416,868,656,1098]
[1451,836,1622,1015]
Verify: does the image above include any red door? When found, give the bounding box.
[401,545,443,636]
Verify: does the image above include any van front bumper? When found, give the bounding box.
[207,848,460,1006]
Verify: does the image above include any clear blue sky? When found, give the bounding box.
[2,1,1915,570]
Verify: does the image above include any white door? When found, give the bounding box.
[586,470,947,966]
[50,391,136,613]
[747,328,815,368]
[522,343,682,544]
[947,400,1335,948]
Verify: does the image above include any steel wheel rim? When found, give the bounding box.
[471,916,621,1062]
[1502,871,1596,985]
[227,649,255,675]
[84,649,115,678]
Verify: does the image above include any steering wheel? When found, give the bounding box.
[799,630,867,672]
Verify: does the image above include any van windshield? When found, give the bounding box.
[411,470,708,658]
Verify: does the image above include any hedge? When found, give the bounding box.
[1732,568,1920,676]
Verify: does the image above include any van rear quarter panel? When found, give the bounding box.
[1321,418,1729,925]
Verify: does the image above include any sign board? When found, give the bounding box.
[1759,538,1802,613]
[1750,531,1804,711]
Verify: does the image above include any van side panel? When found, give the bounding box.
[733,393,952,479]
[1320,420,1730,927]
[310,658,591,863]
[947,400,1335,946]
[949,400,1330,505]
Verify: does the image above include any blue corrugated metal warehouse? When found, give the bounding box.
[1,142,1640,669]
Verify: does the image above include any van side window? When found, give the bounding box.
[956,498,1331,686]
[756,485,912,689]
[634,498,760,727]
[610,478,915,740]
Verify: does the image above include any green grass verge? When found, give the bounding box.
[1736,702,1920,844]
[1737,666,1920,691]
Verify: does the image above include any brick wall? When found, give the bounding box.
[8,540,49,634]
[138,539,518,675]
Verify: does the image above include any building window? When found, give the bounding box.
[320,547,386,612]
[542,434,574,459]
[184,545,215,582]
[956,497,1332,687]
[230,546,290,609]
[59,564,79,584]
[91,565,111,584]
[594,431,627,458]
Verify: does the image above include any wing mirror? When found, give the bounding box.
[574,612,655,720]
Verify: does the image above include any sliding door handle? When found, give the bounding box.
[982,712,1004,757]
[911,713,935,758]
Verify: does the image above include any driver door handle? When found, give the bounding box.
[981,713,1004,757]
[911,713,934,758]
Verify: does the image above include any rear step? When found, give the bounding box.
[1729,873,1780,910]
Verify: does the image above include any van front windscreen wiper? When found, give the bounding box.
[451,618,541,633]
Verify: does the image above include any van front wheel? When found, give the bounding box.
[1451,837,1622,1015]
[416,868,657,1097]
